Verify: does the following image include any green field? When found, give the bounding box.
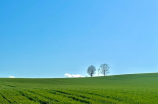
[0,73,158,104]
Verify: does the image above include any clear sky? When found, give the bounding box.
[0,0,158,78]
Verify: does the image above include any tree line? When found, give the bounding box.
[87,63,109,77]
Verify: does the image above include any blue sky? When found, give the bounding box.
[0,0,158,78]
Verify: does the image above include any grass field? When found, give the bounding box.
[0,73,158,104]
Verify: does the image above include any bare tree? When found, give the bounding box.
[87,65,96,77]
[100,63,109,76]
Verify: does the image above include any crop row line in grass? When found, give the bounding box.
[0,89,37,104]
[18,90,51,104]
[74,89,138,104]
[65,89,127,104]
[50,89,97,104]
[52,89,91,100]
[4,84,16,88]
[60,89,121,104]
[71,88,156,104]
[28,90,59,103]
[29,89,85,104]
[0,93,11,104]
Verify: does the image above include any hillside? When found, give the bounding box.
[0,73,158,103]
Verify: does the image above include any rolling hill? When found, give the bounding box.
[0,73,158,104]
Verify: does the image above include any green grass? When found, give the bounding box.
[0,73,158,104]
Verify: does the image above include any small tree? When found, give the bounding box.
[87,65,96,77]
[100,63,109,76]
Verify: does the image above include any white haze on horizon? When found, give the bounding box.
[65,73,84,78]
[9,76,15,78]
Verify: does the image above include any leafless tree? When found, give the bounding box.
[87,65,96,77]
[100,63,109,76]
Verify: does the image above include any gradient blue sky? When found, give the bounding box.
[0,0,158,78]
